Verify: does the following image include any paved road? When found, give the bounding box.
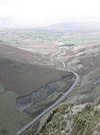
[15,48,79,135]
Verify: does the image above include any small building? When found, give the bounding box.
[58,42,65,45]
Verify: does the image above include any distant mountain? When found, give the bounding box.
[47,22,100,32]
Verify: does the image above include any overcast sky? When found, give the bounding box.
[0,0,100,28]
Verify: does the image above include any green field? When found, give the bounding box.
[61,34,80,44]
[0,84,32,135]
[79,33,100,41]
[0,37,24,47]
[33,40,53,45]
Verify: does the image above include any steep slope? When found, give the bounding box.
[0,44,70,96]
[62,43,100,76]
[0,43,74,135]
[0,41,49,65]
[60,43,100,105]
[39,97,100,135]
[0,56,69,96]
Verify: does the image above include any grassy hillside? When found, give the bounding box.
[59,43,100,105]
[0,42,49,65]
[63,43,100,76]
[0,55,68,96]
[0,84,32,135]
[39,97,100,135]
[0,44,69,96]
[0,43,72,135]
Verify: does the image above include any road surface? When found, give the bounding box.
[15,47,79,135]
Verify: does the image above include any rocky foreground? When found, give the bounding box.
[38,97,100,135]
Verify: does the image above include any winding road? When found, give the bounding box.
[15,47,79,135]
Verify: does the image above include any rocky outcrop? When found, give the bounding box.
[16,82,57,112]
[16,74,75,112]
